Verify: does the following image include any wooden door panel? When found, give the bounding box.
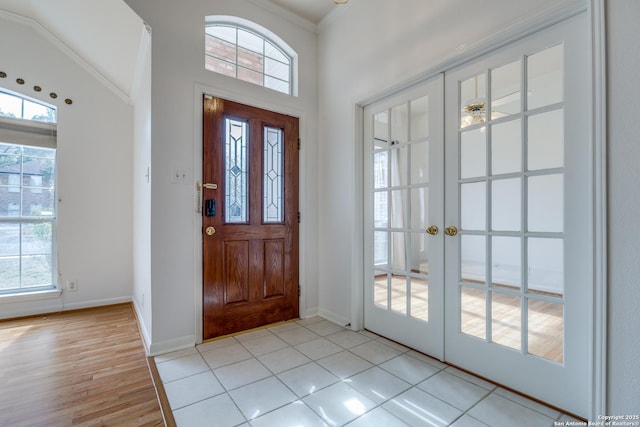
[223,241,249,305]
[263,239,285,298]
[203,96,299,339]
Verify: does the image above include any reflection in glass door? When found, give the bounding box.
[444,14,591,417]
[456,44,566,362]
[364,76,444,357]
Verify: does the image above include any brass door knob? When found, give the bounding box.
[205,226,216,236]
[426,225,439,236]
[444,226,458,236]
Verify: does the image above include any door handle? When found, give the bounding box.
[426,225,439,235]
[205,226,216,236]
[444,226,458,237]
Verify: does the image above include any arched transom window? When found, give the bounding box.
[205,17,296,96]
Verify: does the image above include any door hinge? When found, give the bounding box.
[297,211,301,223]
[298,286,301,296]
[298,138,301,150]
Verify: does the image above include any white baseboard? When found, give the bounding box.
[148,335,196,357]
[132,299,152,355]
[62,296,132,311]
[0,295,132,320]
[317,308,351,329]
[300,306,319,319]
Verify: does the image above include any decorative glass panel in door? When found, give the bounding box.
[364,76,444,357]
[444,14,592,417]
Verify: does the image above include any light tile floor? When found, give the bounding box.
[154,316,583,427]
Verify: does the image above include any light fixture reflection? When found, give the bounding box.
[343,398,366,415]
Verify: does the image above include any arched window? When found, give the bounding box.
[0,89,56,123]
[0,88,57,295]
[205,16,297,96]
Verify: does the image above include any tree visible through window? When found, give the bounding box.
[0,89,57,294]
[205,19,294,95]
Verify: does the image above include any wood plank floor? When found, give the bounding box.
[0,303,165,427]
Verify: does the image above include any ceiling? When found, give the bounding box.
[265,0,338,24]
[0,0,338,101]
[0,0,143,100]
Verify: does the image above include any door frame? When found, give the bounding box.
[355,1,607,418]
[193,84,309,345]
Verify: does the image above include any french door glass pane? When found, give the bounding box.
[263,127,283,223]
[528,109,564,171]
[410,277,428,321]
[491,119,521,175]
[390,232,406,270]
[460,182,486,231]
[527,44,563,110]
[390,146,408,187]
[409,232,428,275]
[460,128,486,179]
[461,286,486,339]
[491,178,521,231]
[373,152,388,189]
[225,118,248,223]
[527,174,563,232]
[374,231,388,267]
[390,190,406,229]
[528,299,564,363]
[492,236,521,289]
[410,142,429,184]
[491,59,521,119]
[491,292,521,351]
[528,238,564,296]
[374,271,389,310]
[461,235,486,285]
[374,111,389,148]
[391,103,408,144]
[410,96,429,140]
[374,191,388,228]
[410,187,428,230]
[391,274,408,315]
[460,73,486,128]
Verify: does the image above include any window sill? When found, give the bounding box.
[0,288,62,304]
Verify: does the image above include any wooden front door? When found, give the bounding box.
[202,96,299,340]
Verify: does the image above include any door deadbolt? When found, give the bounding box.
[205,226,216,236]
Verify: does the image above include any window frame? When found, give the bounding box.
[0,89,57,296]
[205,16,298,96]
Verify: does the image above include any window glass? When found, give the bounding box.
[0,90,56,123]
[0,89,57,294]
[0,142,57,293]
[205,22,294,95]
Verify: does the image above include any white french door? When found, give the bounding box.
[443,13,591,416]
[364,13,592,417]
[363,76,444,357]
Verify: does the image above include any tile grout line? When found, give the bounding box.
[156,317,577,426]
